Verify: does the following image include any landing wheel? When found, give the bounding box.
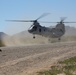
[0,49,2,52]
[33,36,35,39]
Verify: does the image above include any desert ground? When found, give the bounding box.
[0,42,76,75]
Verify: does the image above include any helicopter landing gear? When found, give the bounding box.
[33,35,35,39]
[0,49,2,52]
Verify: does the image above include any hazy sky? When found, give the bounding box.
[0,0,76,35]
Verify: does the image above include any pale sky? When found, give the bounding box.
[0,0,76,35]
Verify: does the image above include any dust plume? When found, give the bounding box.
[0,31,48,47]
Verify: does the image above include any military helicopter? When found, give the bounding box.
[6,13,76,40]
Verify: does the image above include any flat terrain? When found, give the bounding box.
[0,42,76,75]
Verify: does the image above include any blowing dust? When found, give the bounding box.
[1,35,48,46]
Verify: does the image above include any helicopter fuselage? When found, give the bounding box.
[28,24,65,39]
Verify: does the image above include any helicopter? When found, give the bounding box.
[6,13,76,40]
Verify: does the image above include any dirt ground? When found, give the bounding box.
[0,42,76,75]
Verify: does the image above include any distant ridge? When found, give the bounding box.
[0,32,9,39]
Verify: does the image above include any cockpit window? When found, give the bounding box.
[33,26,37,31]
[28,25,34,30]
[28,25,37,32]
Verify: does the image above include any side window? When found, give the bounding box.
[33,26,37,31]
[44,29,45,31]
[39,28,41,32]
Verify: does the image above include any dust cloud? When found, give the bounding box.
[1,34,48,46]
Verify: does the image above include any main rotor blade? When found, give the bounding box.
[63,22,76,23]
[6,13,50,23]
[6,20,34,22]
[36,13,50,20]
[40,21,76,23]
[39,21,57,23]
